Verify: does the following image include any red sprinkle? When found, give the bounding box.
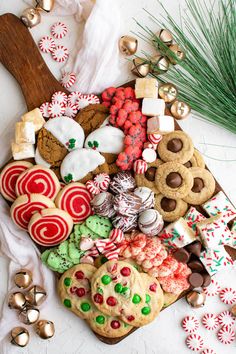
[120,267,131,277]
[111,320,121,329]
[149,283,157,292]
[106,296,117,306]
[75,271,84,280]
[94,293,104,304]
[76,288,86,297]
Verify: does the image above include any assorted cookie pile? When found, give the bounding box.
[0,77,235,340]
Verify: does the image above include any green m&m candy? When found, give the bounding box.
[114,283,123,293]
[132,294,141,304]
[81,302,91,312]
[101,275,112,285]
[145,294,151,303]
[141,306,151,315]
[96,315,105,324]
[64,277,72,287]
[64,299,72,308]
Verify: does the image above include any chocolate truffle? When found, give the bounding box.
[134,187,155,211]
[110,172,136,194]
[138,209,164,236]
[91,192,115,218]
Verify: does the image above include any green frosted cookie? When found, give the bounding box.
[86,215,112,238]
[68,239,84,262]
[79,223,100,239]
[47,251,73,273]
[41,249,52,265]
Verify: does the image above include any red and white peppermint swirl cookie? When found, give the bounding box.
[15,166,60,201]
[0,161,33,202]
[10,194,55,230]
[55,182,92,223]
[28,208,73,246]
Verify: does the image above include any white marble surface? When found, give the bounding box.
[0,0,236,353]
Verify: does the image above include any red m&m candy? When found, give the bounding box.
[94,293,104,304]
[121,267,131,277]
[76,288,86,297]
[111,320,121,329]
[107,296,117,306]
[127,315,135,322]
[149,283,157,292]
[75,271,84,280]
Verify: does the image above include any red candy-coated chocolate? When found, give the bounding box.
[106,296,117,306]
[76,288,86,297]
[127,315,135,322]
[94,293,104,304]
[149,283,157,292]
[110,320,121,329]
[70,286,77,294]
[120,267,131,277]
[75,271,84,280]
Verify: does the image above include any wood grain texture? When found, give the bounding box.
[0,12,235,345]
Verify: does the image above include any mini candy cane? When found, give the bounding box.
[133,159,148,174]
[109,229,124,244]
[148,133,162,145]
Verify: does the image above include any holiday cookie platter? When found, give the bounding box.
[0,14,236,345]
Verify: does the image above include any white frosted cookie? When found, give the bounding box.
[84,126,124,154]
[44,116,85,150]
[120,273,164,326]
[91,260,145,320]
[60,148,105,183]
[58,264,99,320]
[35,148,51,168]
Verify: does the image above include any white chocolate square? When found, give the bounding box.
[147,115,174,134]
[135,78,158,99]
[200,246,234,276]
[203,191,236,223]
[21,108,45,133]
[15,122,35,144]
[12,142,35,160]
[142,98,165,116]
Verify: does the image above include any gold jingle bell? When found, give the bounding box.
[231,304,236,317]
[150,55,170,75]
[8,292,26,310]
[20,8,41,28]
[186,290,206,308]
[35,0,55,12]
[35,320,55,339]
[25,285,47,306]
[14,269,33,289]
[168,44,185,64]
[156,29,173,46]
[19,306,40,325]
[171,100,191,120]
[131,58,150,78]
[158,83,178,103]
[10,327,29,347]
[119,35,138,56]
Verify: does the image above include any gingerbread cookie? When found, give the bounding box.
[58,264,98,320]
[75,104,109,137]
[157,131,194,164]
[120,273,164,327]
[155,162,194,199]
[184,149,205,168]
[162,291,178,308]
[91,260,145,319]
[10,194,55,230]
[154,193,188,222]
[183,167,215,205]
[135,159,163,194]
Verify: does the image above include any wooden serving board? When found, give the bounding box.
[0,13,236,345]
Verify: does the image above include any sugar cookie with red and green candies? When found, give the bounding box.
[58,263,98,320]
[91,260,145,318]
[120,273,164,326]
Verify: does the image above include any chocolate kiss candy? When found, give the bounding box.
[145,167,157,181]
[167,138,183,153]
[160,197,177,212]
[186,241,202,258]
[166,172,182,188]
[188,273,204,288]
[201,273,211,287]
[35,320,55,339]
[188,260,205,272]
[192,178,204,193]
[173,248,190,263]
[10,327,29,347]
[186,290,206,308]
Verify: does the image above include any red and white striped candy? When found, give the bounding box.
[60,72,76,89]
[182,316,199,334]
[79,237,94,251]
[217,325,235,344]
[64,102,77,118]
[15,166,60,201]
[93,173,110,191]
[80,255,94,265]
[10,194,55,230]
[76,94,100,110]
[186,333,204,351]
[202,313,219,330]
[28,208,73,246]
[218,310,235,327]
[40,102,50,118]
[85,180,100,196]
[38,36,56,53]
[219,288,236,305]
[201,350,217,354]
[68,91,83,106]
[51,91,68,106]
[85,246,99,258]
[133,159,148,174]
[142,148,157,163]
[105,248,120,260]
[55,182,92,223]
[148,133,162,145]
[51,22,68,39]
[203,279,221,297]
[109,229,124,244]
[95,239,110,253]
[48,101,65,118]
[52,45,69,63]
[0,161,33,202]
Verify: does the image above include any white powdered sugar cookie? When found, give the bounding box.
[61,148,105,183]
[44,116,85,151]
[85,126,124,154]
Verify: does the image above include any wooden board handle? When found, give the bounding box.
[0,13,67,110]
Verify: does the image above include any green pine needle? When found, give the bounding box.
[135,0,236,134]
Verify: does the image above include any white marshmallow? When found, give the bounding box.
[142,98,165,116]
[15,122,35,144]
[21,108,45,133]
[147,115,175,134]
[135,78,158,99]
[11,142,35,160]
